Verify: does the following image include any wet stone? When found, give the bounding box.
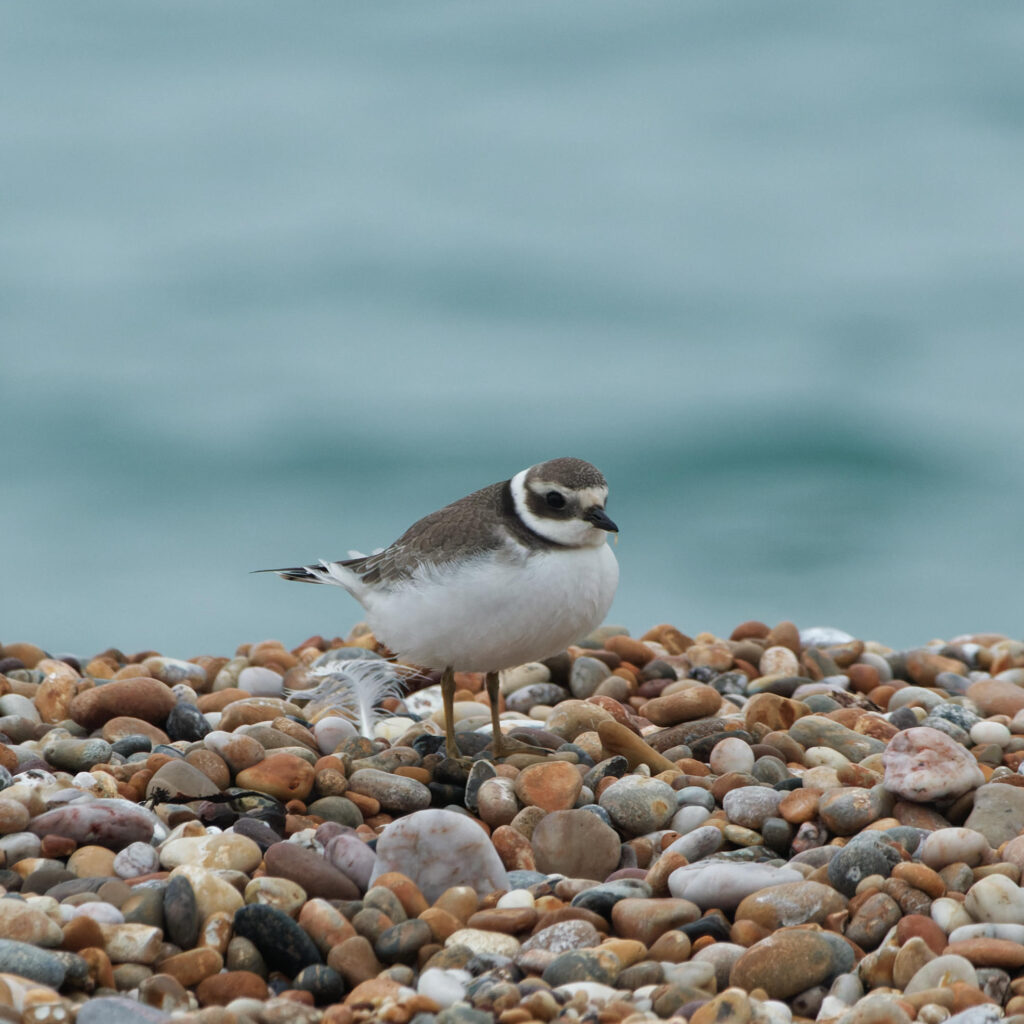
[571,878,652,919]
[375,918,433,963]
[233,904,324,977]
[827,832,905,897]
[293,963,346,1003]
[542,948,621,986]
[165,701,211,742]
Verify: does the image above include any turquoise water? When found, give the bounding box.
[3,2,1024,655]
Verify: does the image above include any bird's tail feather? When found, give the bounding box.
[251,566,324,584]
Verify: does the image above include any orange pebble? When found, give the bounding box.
[867,685,895,709]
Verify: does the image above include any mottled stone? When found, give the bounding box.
[113,841,160,879]
[846,891,902,949]
[159,831,262,872]
[730,928,848,999]
[369,809,508,902]
[171,865,244,920]
[827,833,904,897]
[0,898,63,946]
[735,880,847,929]
[44,737,113,772]
[28,799,160,849]
[722,786,783,830]
[348,768,431,813]
[375,918,433,963]
[788,716,885,762]
[542,947,621,986]
[882,727,985,802]
[99,922,163,963]
[598,775,676,835]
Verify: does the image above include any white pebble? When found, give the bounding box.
[0,694,41,722]
[417,968,469,1008]
[751,999,792,1024]
[800,766,843,792]
[759,645,799,677]
[709,737,754,775]
[313,716,359,754]
[931,896,973,933]
[970,721,1011,747]
[238,665,285,697]
[170,683,198,704]
[373,715,416,741]
[72,901,124,924]
[670,804,711,834]
[552,982,622,1006]
[113,840,160,879]
[965,873,1024,925]
[497,889,535,909]
[801,746,851,770]
[918,827,991,870]
[501,662,550,694]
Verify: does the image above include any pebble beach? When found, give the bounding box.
[3,622,1024,1024]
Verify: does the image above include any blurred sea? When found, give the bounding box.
[3,2,1024,656]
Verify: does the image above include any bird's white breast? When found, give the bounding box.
[361,541,619,672]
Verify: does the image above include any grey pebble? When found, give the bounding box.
[0,938,67,987]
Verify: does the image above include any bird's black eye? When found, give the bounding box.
[545,490,566,510]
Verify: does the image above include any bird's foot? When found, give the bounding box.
[487,733,552,762]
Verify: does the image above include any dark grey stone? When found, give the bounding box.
[165,702,211,742]
[233,904,323,977]
[163,873,199,949]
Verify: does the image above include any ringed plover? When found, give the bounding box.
[260,457,619,759]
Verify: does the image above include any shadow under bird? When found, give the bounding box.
[257,456,619,759]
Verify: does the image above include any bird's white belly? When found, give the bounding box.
[362,543,618,672]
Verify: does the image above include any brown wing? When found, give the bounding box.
[337,480,509,586]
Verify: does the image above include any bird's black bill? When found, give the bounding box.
[584,506,618,532]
